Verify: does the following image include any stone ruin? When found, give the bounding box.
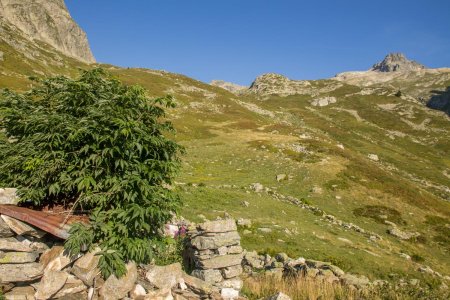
[0,188,248,300]
[186,219,244,299]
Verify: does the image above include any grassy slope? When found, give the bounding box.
[1,37,449,282]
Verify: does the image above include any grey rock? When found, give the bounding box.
[0,262,43,282]
[0,251,39,264]
[387,227,420,240]
[217,278,243,291]
[0,217,14,238]
[266,292,292,300]
[192,269,223,284]
[35,270,68,300]
[53,275,87,298]
[328,265,345,277]
[221,265,243,279]
[197,219,237,233]
[0,0,95,63]
[0,215,46,238]
[372,53,425,73]
[71,248,101,286]
[340,273,370,288]
[100,262,137,300]
[40,246,73,272]
[145,262,183,290]
[236,218,251,228]
[258,228,272,233]
[0,238,34,252]
[0,188,19,205]
[4,286,36,300]
[276,174,287,182]
[244,251,264,269]
[220,287,239,300]
[227,245,243,254]
[311,97,337,107]
[197,254,243,269]
[249,183,264,192]
[191,231,240,250]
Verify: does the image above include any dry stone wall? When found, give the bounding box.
[187,219,244,299]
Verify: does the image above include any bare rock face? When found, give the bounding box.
[0,0,95,63]
[249,73,311,96]
[372,53,425,72]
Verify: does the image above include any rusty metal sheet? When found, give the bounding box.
[0,205,88,239]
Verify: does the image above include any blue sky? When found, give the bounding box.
[66,0,450,85]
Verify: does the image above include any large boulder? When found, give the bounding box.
[99,262,137,300]
[145,262,183,290]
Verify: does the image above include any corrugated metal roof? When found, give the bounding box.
[0,205,88,239]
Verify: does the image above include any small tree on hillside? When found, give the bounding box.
[0,69,184,277]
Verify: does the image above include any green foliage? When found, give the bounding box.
[154,236,187,266]
[0,69,184,277]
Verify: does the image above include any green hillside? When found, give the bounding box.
[1,29,449,284]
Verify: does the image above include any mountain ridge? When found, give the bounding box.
[1,1,450,286]
[0,0,95,63]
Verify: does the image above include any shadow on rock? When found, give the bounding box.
[427,86,450,116]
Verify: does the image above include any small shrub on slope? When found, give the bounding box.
[0,69,184,277]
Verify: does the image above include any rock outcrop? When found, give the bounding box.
[371,53,425,73]
[210,80,248,95]
[248,73,311,97]
[0,0,95,63]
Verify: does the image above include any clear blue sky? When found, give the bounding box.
[66,0,450,85]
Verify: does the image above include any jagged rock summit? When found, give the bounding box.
[371,53,425,72]
[0,0,95,63]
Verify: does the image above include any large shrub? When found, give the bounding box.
[0,69,183,276]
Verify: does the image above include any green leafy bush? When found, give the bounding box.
[0,69,184,277]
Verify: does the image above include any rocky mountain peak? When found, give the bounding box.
[0,0,95,63]
[371,53,425,72]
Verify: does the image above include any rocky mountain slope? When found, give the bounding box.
[0,1,449,288]
[0,0,95,63]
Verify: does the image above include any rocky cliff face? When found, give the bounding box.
[0,0,95,63]
[371,53,425,72]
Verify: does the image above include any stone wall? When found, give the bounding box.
[187,219,244,299]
